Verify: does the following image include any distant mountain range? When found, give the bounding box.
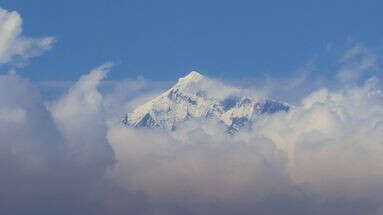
[122,71,289,134]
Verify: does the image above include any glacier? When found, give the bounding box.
[122,71,289,133]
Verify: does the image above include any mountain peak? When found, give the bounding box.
[177,71,204,85]
[123,71,290,133]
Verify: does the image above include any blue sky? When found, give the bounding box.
[2,0,383,82]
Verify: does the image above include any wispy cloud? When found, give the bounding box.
[0,7,54,66]
[336,43,378,83]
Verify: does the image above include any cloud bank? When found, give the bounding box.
[2,50,383,214]
[1,6,383,215]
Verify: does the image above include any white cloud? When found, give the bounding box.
[0,106,26,122]
[51,62,112,122]
[0,7,54,65]
[107,123,290,204]
[0,72,68,210]
[256,76,383,199]
[336,44,378,83]
[50,63,115,171]
[2,58,383,214]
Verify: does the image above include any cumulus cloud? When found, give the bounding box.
[258,78,383,191]
[0,65,147,214]
[0,7,54,66]
[107,123,290,204]
[50,62,115,173]
[2,55,383,214]
[0,72,66,211]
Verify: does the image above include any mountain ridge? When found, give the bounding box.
[122,71,289,133]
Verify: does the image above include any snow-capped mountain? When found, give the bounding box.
[122,71,289,133]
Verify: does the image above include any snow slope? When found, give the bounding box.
[123,71,289,133]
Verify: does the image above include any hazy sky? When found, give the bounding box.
[2,0,383,82]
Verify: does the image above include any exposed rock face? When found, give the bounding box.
[123,71,289,133]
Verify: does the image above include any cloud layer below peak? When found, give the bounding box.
[2,57,383,214]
